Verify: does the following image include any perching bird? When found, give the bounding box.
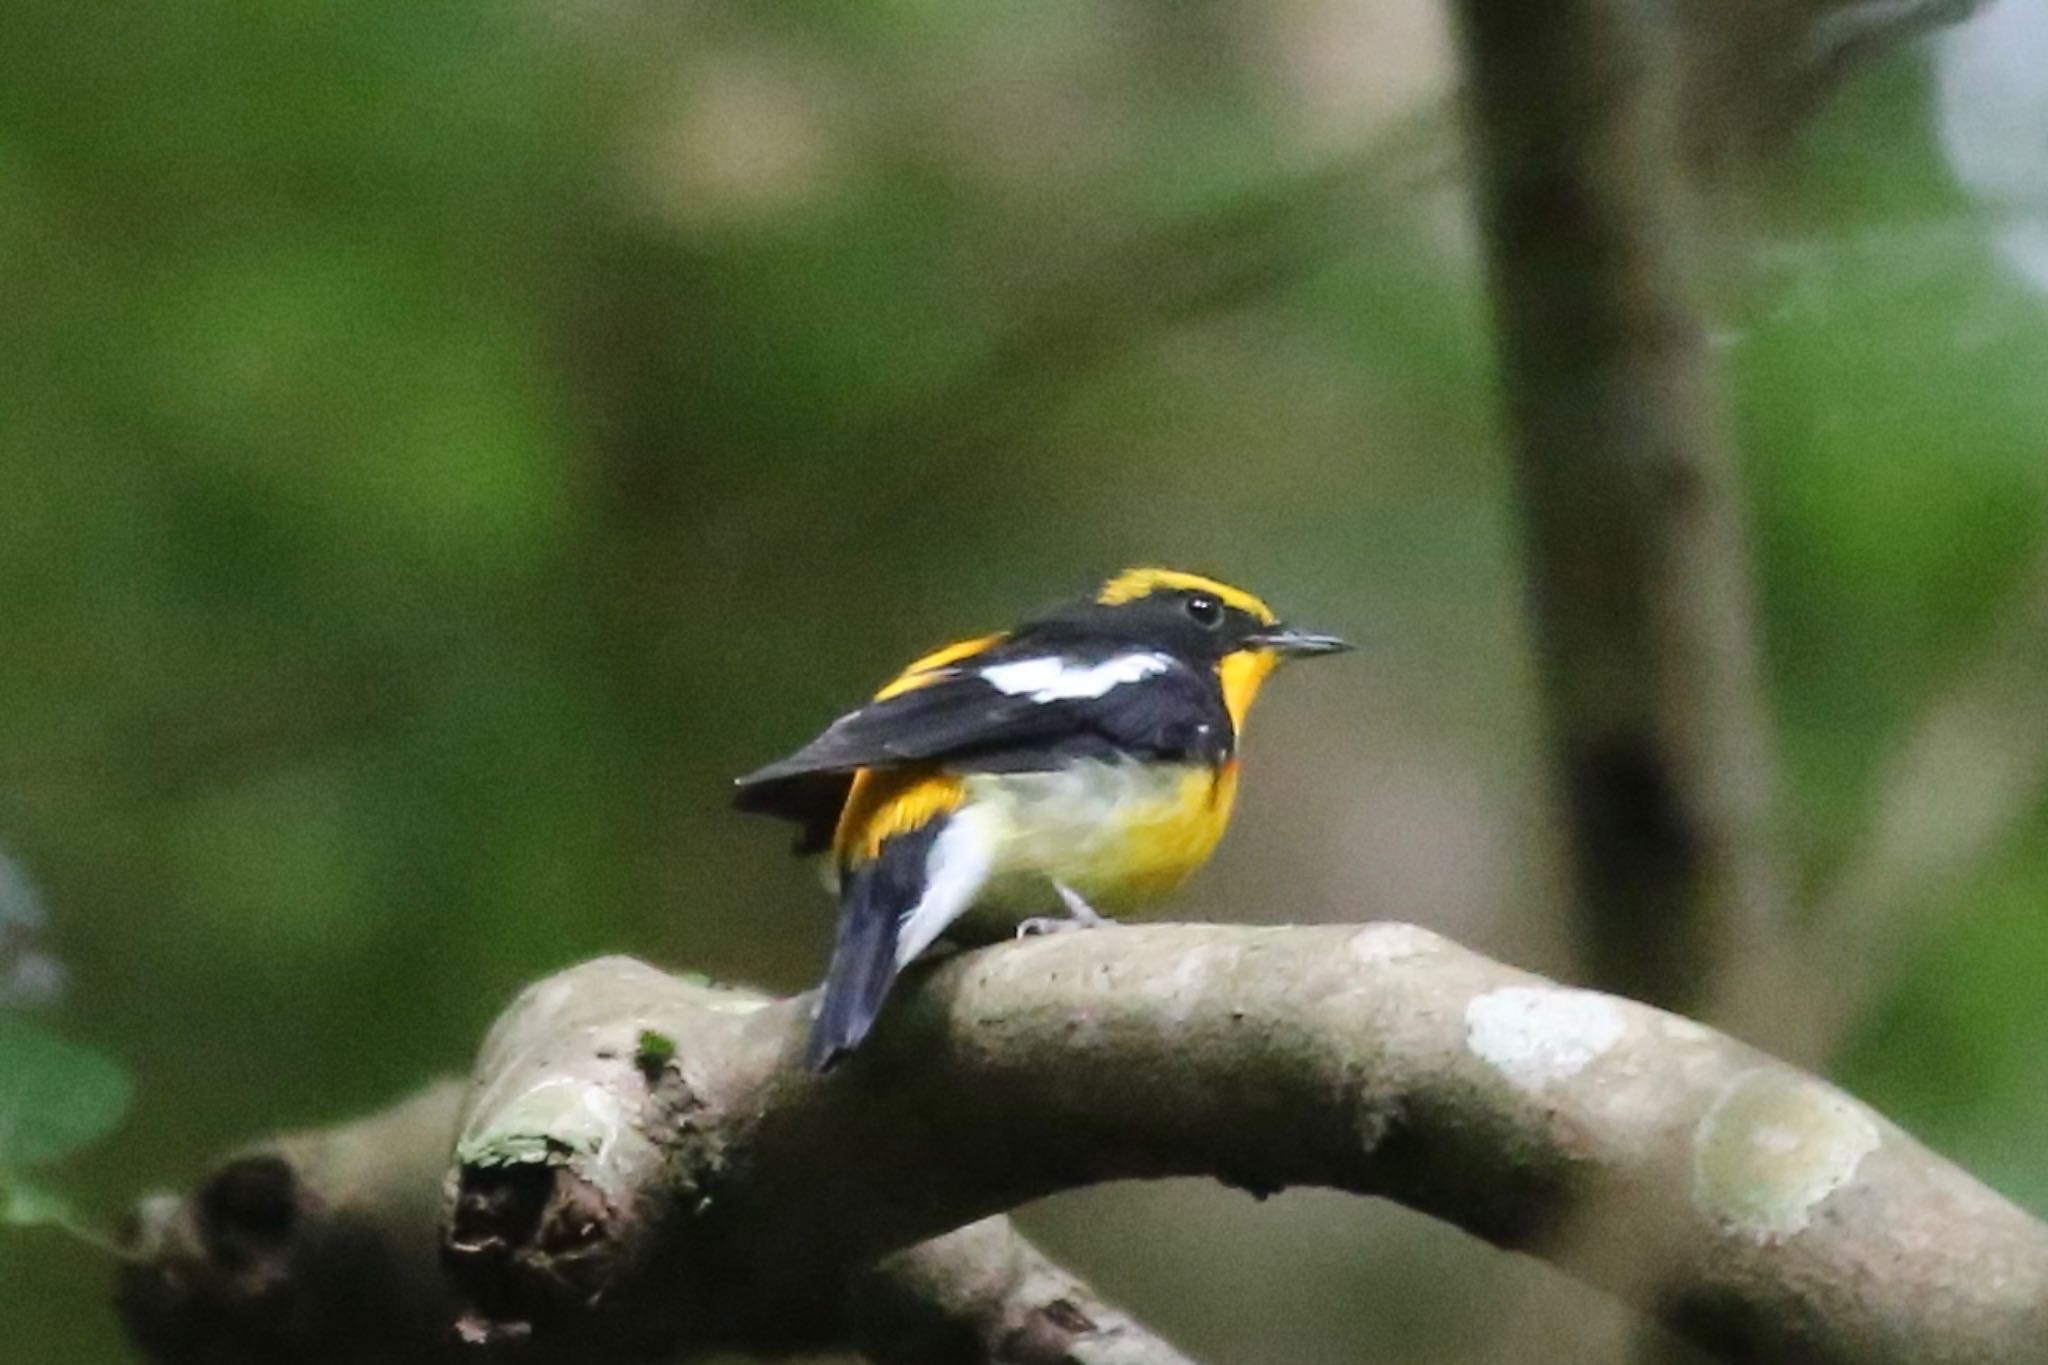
[734,567,1350,1069]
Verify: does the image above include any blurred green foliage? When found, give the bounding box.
[1,4,2046,1363]
[0,1016,130,1242]
[0,1019,129,1172]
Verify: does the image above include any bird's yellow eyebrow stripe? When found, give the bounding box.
[1096,567,1277,624]
[872,632,1006,700]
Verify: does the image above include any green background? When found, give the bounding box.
[3,5,2045,1362]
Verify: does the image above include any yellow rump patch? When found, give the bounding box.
[872,632,1005,701]
[1096,567,1277,624]
[834,768,965,863]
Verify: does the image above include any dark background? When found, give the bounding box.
[5,2,2048,1361]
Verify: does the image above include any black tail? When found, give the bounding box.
[806,821,942,1071]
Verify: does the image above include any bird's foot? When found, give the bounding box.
[1017,883,1117,938]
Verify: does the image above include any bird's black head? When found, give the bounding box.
[1020,567,1350,668]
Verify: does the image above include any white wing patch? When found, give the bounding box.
[979,652,1171,702]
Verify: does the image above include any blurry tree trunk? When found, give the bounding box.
[1451,6,1795,1363]
[1450,0,1784,1018]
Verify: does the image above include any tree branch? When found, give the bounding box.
[119,1081,470,1365]
[418,926,2044,1365]
[857,1218,1203,1365]
[119,926,2048,1364]
[1668,0,1987,164]
[117,1074,1197,1365]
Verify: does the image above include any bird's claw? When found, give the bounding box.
[1017,915,1086,938]
[1017,884,1117,938]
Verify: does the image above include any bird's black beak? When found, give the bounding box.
[1249,625,1352,658]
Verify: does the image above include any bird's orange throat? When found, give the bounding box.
[1217,648,1281,734]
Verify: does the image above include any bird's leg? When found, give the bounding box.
[1017,882,1117,938]
[1054,882,1114,926]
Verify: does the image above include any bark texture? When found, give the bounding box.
[123,926,2048,1365]
[120,1069,1196,1365]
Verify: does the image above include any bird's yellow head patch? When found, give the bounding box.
[1096,567,1278,625]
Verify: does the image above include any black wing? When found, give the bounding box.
[734,648,1230,852]
[732,770,858,856]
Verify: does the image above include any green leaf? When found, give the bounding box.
[1,1169,129,1256]
[0,1176,76,1229]
[0,1015,131,1168]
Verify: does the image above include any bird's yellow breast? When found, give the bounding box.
[962,757,1240,914]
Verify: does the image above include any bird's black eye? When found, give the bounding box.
[1184,593,1224,629]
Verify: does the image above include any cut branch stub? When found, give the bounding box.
[438,959,809,1354]
[119,1082,470,1365]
